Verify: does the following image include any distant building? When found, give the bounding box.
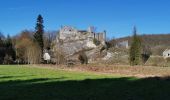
[43,49,51,63]
[163,49,170,59]
[116,40,129,48]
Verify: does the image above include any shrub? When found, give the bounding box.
[165,57,170,62]
[145,56,166,67]
[93,38,100,46]
[54,47,66,65]
[3,54,13,64]
[78,51,88,64]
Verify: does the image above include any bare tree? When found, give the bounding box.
[44,31,57,49]
[26,42,41,64]
[53,44,66,65]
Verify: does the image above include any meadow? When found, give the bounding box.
[0,65,170,100]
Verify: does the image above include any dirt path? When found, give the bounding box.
[30,64,170,78]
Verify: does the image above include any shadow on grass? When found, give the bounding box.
[0,76,170,100]
[0,75,35,79]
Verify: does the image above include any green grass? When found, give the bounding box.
[0,65,170,100]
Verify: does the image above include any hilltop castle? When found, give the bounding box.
[57,26,106,43]
[55,26,107,56]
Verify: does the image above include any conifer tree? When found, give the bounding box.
[4,35,16,63]
[34,14,44,57]
[129,26,142,66]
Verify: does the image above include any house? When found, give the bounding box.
[163,49,170,59]
[116,40,129,48]
[43,50,51,64]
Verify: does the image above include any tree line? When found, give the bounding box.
[0,14,56,64]
[0,14,153,66]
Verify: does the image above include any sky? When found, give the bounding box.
[0,0,170,38]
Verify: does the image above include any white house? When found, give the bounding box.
[163,49,170,59]
[116,40,129,48]
[43,53,51,63]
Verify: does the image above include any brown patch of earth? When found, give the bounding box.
[31,64,170,78]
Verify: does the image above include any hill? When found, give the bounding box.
[113,33,170,55]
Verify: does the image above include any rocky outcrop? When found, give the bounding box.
[59,39,96,56]
[56,26,98,56]
[52,26,107,64]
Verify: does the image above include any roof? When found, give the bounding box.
[163,49,170,54]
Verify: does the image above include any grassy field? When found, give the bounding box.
[0,65,170,100]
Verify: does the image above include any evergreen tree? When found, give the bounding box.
[4,35,16,64]
[129,26,142,66]
[0,33,5,64]
[5,35,12,47]
[6,35,16,59]
[0,33,4,47]
[34,14,44,57]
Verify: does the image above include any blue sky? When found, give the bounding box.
[0,0,170,38]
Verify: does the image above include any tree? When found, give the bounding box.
[5,35,12,47]
[52,43,66,65]
[4,35,16,63]
[34,14,44,58]
[141,45,152,63]
[0,33,5,64]
[26,42,41,64]
[3,54,13,64]
[15,30,41,64]
[78,51,88,64]
[129,26,142,66]
[44,31,57,49]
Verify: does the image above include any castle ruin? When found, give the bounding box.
[55,26,106,56]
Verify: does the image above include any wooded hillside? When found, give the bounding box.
[114,33,170,55]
